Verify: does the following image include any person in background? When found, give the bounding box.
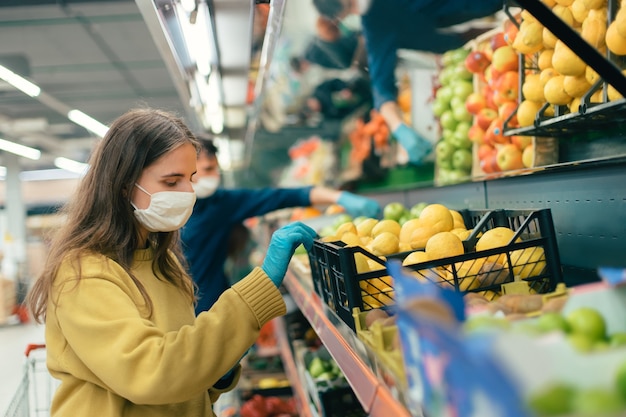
[183,136,381,315]
[312,0,502,165]
[25,108,317,417]
[305,74,373,121]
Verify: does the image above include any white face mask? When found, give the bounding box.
[192,176,220,199]
[132,183,196,232]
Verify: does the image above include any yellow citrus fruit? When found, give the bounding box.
[356,218,379,237]
[409,224,439,249]
[354,253,371,273]
[370,232,399,256]
[335,222,357,237]
[451,228,471,241]
[444,270,481,291]
[425,231,465,260]
[510,247,546,279]
[340,232,361,247]
[371,219,401,238]
[399,218,421,244]
[449,210,466,229]
[367,257,386,271]
[399,242,413,252]
[418,204,454,233]
[476,227,518,264]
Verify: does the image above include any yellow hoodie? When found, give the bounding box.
[45,248,286,416]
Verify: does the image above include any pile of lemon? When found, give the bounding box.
[323,203,547,305]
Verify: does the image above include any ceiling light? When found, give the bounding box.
[54,157,89,175]
[0,138,41,160]
[0,64,41,97]
[67,110,109,137]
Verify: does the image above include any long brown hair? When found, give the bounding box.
[27,108,200,323]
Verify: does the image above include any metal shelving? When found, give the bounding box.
[283,266,413,417]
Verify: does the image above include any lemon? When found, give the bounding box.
[340,231,361,247]
[475,227,517,264]
[399,242,413,252]
[409,224,439,249]
[335,221,357,237]
[356,218,378,237]
[444,270,480,291]
[425,231,464,260]
[367,258,386,271]
[371,219,401,238]
[418,204,454,233]
[449,210,466,229]
[402,250,430,266]
[450,227,471,241]
[399,218,421,244]
[354,253,370,273]
[370,232,399,256]
[510,247,546,279]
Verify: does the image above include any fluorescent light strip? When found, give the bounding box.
[0,138,41,160]
[0,64,41,97]
[54,157,89,175]
[67,110,109,138]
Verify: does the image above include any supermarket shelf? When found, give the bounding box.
[273,315,313,417]
[283,268,414,417]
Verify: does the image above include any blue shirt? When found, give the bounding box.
[361,0,502,108]
[181,186,312,315]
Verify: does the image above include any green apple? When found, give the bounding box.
[527,383,575,416]
[446,169,467,184]
[332,213,353,228]
[452,80,475,100]
[452,62,473,81]
[572,388,625,416]
[352,216,368,226]
[432,99,450,117]
[441,128,455,143]
[449,47,470,65]
[452,148,473,172]
[611,332,626,347]
[436,85,454,104]
[536,312,570,334]
[566,307,607,342]
[615,359,626,400]
[383,202,406,221]
[450,130,472,150]
[436,140,455,165]
[409,202,429,218]
[452,105,473,123]
[439,110,458,131]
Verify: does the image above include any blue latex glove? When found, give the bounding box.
[392,123,433,165]
[262,222,317,287]
[337,191,381,219]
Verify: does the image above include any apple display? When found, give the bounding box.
[435,85,454,104]
[452,104,473,123]
[476,108,498,130]
[490,32,508,51]
[491,45,519,73]
[477,143,496,161]
[432,99,450,117]
[439,110,458,131]
[465,92,487,115]
[496,143,525,171]
[452,80,474,101]
[435,140,455,169]
[464,50,491,74]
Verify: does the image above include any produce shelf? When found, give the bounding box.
[283,266,414,417]
[272,315,313,417]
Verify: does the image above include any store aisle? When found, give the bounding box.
[0,322,45,414]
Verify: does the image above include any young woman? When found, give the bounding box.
[26,108,317,417]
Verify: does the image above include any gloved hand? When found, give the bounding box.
[337,191,381,219]
[262,222,317,287]
[392,123,433,165]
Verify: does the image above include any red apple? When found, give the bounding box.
[491,45,519,73]
[468,123,486,144]
[496,143,525,171]
[498,101,519,127]
[494,71,520,102]
[484,64,504,89]
[511,135,532,150]
[484,118,509,145]
[477,143,496,160]
[480,152,501,174]
[491,32,508,51]
[503,20,519,46]
[464,50,491,74]
[465,92,487,115]
[476,107,498,130]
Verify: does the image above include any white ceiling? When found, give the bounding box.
[0,0,254,173]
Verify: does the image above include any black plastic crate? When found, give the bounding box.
[308,209,563,331]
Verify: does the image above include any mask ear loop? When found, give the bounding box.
[131,183,152,210]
